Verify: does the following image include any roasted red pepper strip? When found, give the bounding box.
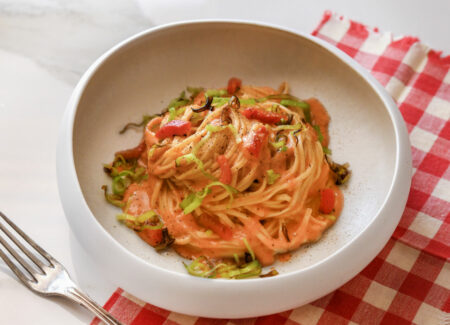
[242,107,285,124]
[245,125,268,158]
[227,77,242,95]
[319,188,335,214]
[115,140,146,160]
[197,214,233,240]
[138,228,163,246]
[155,120,191,140]
[217,155,232,185]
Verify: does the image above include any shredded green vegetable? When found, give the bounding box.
[270,140,287,152]
[205,89,227,97]
[103,155,136,177]
[280,99,309,109]
[111,168,146,196]
[168,106,186,121]
[117,210,163,231]
[323,214,336,221]
[187,86,204,98]
[205,124,242,143]
[277,123,302,131]
[313,125,324,143]
[166,91,189,110]
[180,181,238,214]
[180,188,211,214]
[268,104,279,112]
[212,96,256,107]
[313,125,332,155]
[266,169,280,185]
[242,238,255,261]
[175,153,215,180]
[101,185,125,207]
[183,256,262,279]
[280,99,311,123]
[190,112,204,124]
[119,115,156,134]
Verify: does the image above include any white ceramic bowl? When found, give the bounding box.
[57,20,411,318]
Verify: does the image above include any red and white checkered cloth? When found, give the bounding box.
[93,12,450,325]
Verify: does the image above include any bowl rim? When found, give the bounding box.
[57,19,412,316]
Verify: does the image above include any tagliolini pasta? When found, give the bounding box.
[103,78,350,279]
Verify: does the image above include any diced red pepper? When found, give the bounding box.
[115,140,146,160]
[244,125,268,158]
[217,155,232,185]
[197,214,233,240]
[155,120,191,140]
[319,188,335,214]
[138,228,163,246]
[227,77,242,95]
[242,107,285,124]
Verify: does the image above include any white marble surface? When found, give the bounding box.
[0,1,448,324]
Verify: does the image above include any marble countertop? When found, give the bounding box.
[0,0,448,324]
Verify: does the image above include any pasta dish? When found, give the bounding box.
[103,78,350,279]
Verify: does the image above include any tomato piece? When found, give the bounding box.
[155,120,191,139]
[115,140,146,160]
[319,188,335,214]
[138,228,163,246]
[244,126,268,158]
[197,214,233,240]
[217,155,232,185]
[227,77,242,95]
[242,107,284,124]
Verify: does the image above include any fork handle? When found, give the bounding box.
[66,287,123,325]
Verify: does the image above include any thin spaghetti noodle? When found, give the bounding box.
[102,78,350,279]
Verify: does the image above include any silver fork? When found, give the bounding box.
[0,211,123,325]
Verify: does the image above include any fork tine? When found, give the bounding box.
[0,221,46,271]
[0,246,34,289]
[0,232,38,282]
[0,211,55,266]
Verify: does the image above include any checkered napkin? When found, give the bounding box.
[92,12,450,325]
